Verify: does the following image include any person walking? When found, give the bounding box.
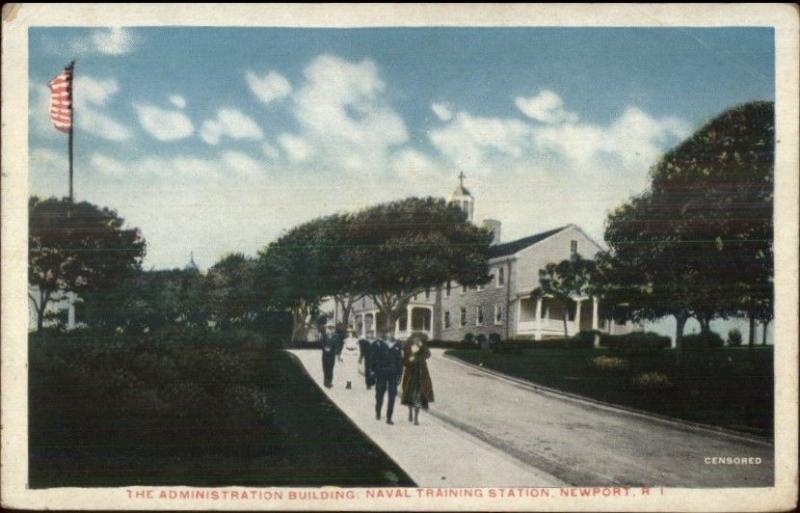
[401,335,434,425]
[372,331,403,425]
[340,329,360,389]
[358,332,376,390]
[318,316,337,388]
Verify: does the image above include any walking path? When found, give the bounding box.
[288,349,565,487]
[289,348,773,487]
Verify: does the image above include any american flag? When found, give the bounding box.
[48,62,74,133]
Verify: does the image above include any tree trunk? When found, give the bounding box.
[674,313,688,361]
[562,310,569,339]
[748,312,756,347]
[761,320,769,345]
[699,316,711,335]
[382,307,397,339]
[34,289,50,332]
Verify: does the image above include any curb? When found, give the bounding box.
[441,351,774,449]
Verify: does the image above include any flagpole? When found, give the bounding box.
[68,60,75,203]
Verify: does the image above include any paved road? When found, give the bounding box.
[429,349,773,487]
[290,348,773,487]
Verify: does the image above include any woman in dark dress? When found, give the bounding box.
[401,335,434,425]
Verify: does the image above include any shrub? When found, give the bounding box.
[682,332,725,351]
[591,355,628,372]
[29,327,277,457]
[409,331,429,343]
[488,333,502,350]
[727,328,743,347]
[600,331,671,352]
[462,333,475,346]
[425,339,462,349]
[476,334,489,349]
[574,330,602,347]
[631,371,673,391]
[532,336,593,349]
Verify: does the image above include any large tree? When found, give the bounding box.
[28,197,146,330]
[603,101,774,349]
[532,253,596,338]
[256,218,330,340]
[205,252,264,328]
[257,197,492,339]
[345,197,492,335]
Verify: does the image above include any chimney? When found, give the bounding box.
[482,219,501,245]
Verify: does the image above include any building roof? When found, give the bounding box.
[488,225,568,258]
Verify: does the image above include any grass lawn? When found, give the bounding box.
[29,329,413,488]
[446,346,773,439]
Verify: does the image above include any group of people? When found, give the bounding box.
[317,316,434,426]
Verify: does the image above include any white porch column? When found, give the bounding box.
[592,297,599,331]
[67,291,76,330]
[574,299,583,336]
[407,304,413,334]
[535,298,543,341]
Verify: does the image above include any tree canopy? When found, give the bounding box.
[256,197,493,337]
[532,253,596,338]
[603,101,774,347]
[28,196,146,330]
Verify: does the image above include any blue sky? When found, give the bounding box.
[29,26,774,273]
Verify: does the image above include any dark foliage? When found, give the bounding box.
[28,329,412,487]
[681,332,726,351]
[447,346,773,437]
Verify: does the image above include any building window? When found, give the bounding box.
[444,311,451,329]
[475,306,483,326]
[361,297,366,308]
[460,307,467,327]
[498,267,505,287]
[494,305,502,325]
[445,280,451,297]
[570,240,578,255]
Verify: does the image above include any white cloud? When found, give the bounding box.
[71,76,132,141]
[280,54,408,174]
[90,153,128,175]
[262,142,280,160]
[245,70,292,104]
[533,106,690,170]
[431,102,453,122]
[220,151,266,177]
[390,149,443,187]
[429,112,532,173]
[169,95,187,109]
[56,28,137,56]
[278,134,313,163]
[515,90,579,124]
[200,108,264,145]
[425,96,691,246]
[135,103,194,141]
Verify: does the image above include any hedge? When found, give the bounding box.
[681,332,725,351]
[599,331,671,351]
